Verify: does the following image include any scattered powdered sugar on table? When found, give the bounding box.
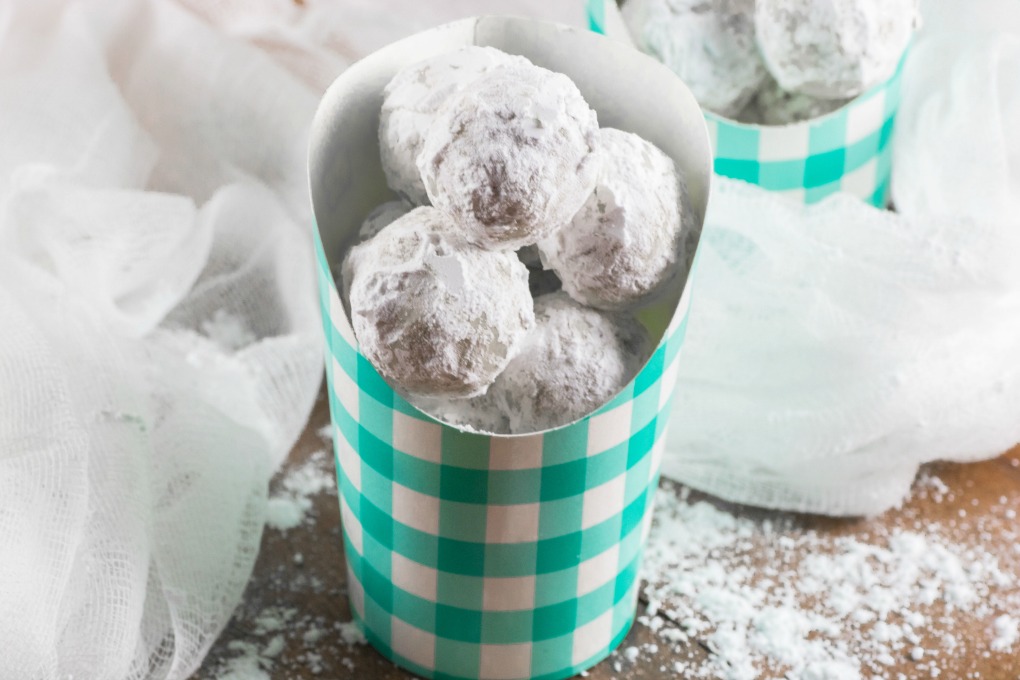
[991,614,1019,652]
[213,641,270,680]
[212,605,368,679]
[265,449,336,532]
[316,423,334,442]
[621,476,1020,680]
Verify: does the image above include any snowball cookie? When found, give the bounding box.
[357,199,412,242]
[343,206,534,399]
[538,128,689,311]
[745,77,851,126]
[410,391,510,435]
[755,0,920,100]
[622,0,768,118]
[490,293,652,433]
[418,61,600,251]
[379,46,526,205]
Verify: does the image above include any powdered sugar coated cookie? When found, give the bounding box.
[343,206,534,399]
[489,292,652,433]
[538,128,689,311]
[622,0,767,118]
[418,61,600,250]
[378,46,526,205]
[755,0,919,100]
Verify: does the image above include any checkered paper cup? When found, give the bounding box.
[585,0,905,207]
[308,16,711,680]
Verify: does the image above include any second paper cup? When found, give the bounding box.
[308,16,711,680]
[585,0,905,208]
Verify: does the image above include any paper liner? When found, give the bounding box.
[586,0,905,207]
[308,16,711,680]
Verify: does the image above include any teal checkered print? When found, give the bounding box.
[705,63,903,207]
[315,234,689,680]
[586,0,904,207]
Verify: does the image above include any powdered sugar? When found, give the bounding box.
[265,449,335,532]
[991,614,1018,652]
[214,642,271,680]
[357,199,411,242]
[200,310,257,352]
[211,606,367,680]
[410,388,510,435]
[337,620,367,647]
[631,475,1020,679]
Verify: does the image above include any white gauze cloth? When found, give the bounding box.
[0,2,589,680]
[0,1,324,678]
[662,3,1020,515]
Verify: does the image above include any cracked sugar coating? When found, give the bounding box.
[357,199,412,242]
[342,206,534,399]
[622,0,767,118]
[379,46,526,205]
[538,128,689,311]
[418,61,600,251]
[755,0,919,100]
[741,77,851,126]
[490,292,653,434]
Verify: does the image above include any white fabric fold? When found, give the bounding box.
[0,1,322,678]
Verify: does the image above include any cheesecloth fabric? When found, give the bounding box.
[0,1,323,678]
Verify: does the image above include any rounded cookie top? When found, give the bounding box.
[755,0,919,100]
[418,61,600,251]
[622,0,767,118]
[538,127,689,311]
[489,292,653,433]
[343,206,534,399]
[379,46,527,205]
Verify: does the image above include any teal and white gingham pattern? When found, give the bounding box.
[705,67,903,207]
[316,234,689,680]
[585,0,904,207]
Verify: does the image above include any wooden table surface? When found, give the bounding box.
[194,390,1020,679]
